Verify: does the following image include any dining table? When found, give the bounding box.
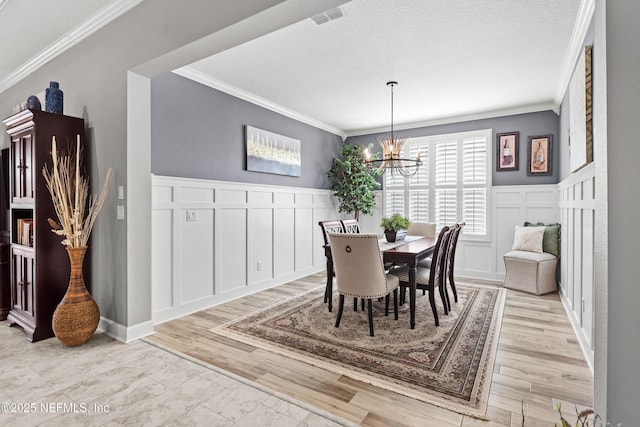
[324,235,438,329]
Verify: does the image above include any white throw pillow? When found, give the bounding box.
[512,226,545,253]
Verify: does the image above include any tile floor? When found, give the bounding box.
[0,322,354,426]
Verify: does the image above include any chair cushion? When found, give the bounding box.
[512,225,545,253]
[504,250,557,262]
[524,221,561,257]
[389,266,432,286]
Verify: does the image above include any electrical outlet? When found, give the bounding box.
[257,261,262,271]
[186,210,197,221]
[117,205,125,219]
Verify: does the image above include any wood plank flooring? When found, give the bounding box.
[147,273,593,427]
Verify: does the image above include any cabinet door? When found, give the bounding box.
[11,133,34,203]
[10,248,35,318]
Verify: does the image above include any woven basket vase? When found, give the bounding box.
[52,247,100,347]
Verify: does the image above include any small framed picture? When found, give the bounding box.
[527,135,552,176]
[496,132,519,171]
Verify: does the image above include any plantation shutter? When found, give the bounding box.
[435,140,457,229]
[408,141,429,222]
[462,137,488,235]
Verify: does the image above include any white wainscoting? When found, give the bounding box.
[151,175,339,323]
[558,162,595,369]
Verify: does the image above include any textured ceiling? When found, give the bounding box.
[0,0,584,137]
[183,0,582,135]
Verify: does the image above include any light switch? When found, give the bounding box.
[186,210,197,221]
[117,205,125,219]
[118,185,124,200]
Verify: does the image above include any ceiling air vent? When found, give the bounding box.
[311,7,344,25]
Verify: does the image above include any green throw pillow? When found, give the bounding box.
[524,222,561,257]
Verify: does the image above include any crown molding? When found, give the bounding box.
[173,66,348,140]
[345,102,559,137]
[0,0,144,94]
[553,0,595,105]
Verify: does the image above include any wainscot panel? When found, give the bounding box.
[151,175,338,324]
[558,162,595,370]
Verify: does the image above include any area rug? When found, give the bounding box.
[211,283,506,418]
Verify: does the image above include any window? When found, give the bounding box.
[383,129,491,239]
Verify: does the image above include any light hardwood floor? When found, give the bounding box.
[147,273,593,427]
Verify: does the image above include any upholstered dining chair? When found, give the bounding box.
[327,233,399,337]
[319,220,345,309]
[339,218,367,311]
[407,222,436,238]
[392,226,452,324]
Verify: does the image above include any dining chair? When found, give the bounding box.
[319,220,345,309]
[443,222,465,308]
[407,222,436,238]
[391,226,452,324]
[327,233,399,337]
[340,218,361,234]
[339,218,367,311]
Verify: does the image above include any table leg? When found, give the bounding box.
[409,265,416,329]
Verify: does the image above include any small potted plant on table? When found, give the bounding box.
[380,213,411,242]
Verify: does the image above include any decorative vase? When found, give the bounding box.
[52,247,100,347]
[45,81,63,114]
[384,230,407,243]
[26,95,41,110]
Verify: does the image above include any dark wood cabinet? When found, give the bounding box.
[3,109,85,341]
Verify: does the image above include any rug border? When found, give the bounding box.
[210,284,507,420]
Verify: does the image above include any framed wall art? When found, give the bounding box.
[569,45,593,172]
[246,125,301,177]
[527,135,552,176]
[496,131,519,171]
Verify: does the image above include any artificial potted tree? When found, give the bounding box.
[327,143,382,221]
[380,213,411,242]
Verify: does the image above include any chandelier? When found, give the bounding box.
[364,81,422,178]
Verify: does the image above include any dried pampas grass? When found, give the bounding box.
[42,136,112,248]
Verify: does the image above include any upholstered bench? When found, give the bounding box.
[503,250,558,295]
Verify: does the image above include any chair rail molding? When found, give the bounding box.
[151,175,340,324]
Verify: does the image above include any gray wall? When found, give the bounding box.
[151,73,341,189]
[601,0,640,424]
[558,20,595,182]
[346,110,560,186]
[0,0,292,326]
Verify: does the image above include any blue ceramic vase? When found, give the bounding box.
[45,81,63,114]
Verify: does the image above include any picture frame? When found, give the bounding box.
[527,135,552,176]
[246,125,301,177]
[496,131,519,171]
[569,45,593,172]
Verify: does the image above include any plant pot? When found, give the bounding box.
[52,247,100,347]
[385,229,407,242]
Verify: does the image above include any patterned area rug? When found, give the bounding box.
[212,283,506,418]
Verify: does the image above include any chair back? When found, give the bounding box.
[446,222,464,275]
[407,222,436,237]
[340,219,360,234]
[328,233,391,299]
[319,220,344,245]
[428,226,453,288]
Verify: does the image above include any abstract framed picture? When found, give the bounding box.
[496,131,519,171]
[527,135,552,176]
[246,125,301,177]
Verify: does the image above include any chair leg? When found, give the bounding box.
[353,297,358,311]
[367,299,374,337]
[399,286,406,306]
[361,298,365,311]
[393,289,398,320]
[438,284,449,315]
[335,295,345,328]
[449,271,458,303]
[385,294,390,316]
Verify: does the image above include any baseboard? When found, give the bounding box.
[558,288,594,374]
[98,317,155,343]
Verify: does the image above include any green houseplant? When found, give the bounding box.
[380,213,411,242]
[328,143,382,221]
